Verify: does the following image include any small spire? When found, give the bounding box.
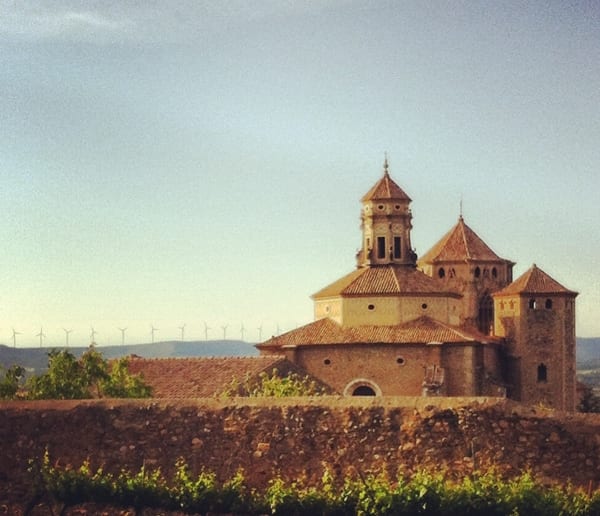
[459,195,463,220]
[383,152,389,176]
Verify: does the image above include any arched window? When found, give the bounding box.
[474,267,481,278]
[393,237,402,259]
[343,379,382,397]
[492,267,498,278]
[545,299,553,309]
[477,294,494,334]
[537,364,547,382]
[438,268,445,278]
[377,236,386,259]
[352,385,376,396]
[529,298,537,309]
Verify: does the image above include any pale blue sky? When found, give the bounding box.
[1,1,599,347]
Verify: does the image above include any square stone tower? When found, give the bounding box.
[493,264,578,411]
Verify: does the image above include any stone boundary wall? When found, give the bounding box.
[1,396,600,507]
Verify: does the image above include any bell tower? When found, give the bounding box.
[357,158,416,268]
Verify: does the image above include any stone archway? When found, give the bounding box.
[343,378,382,397]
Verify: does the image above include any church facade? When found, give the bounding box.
[257,160,578,411]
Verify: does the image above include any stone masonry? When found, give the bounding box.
[1,397,600,512]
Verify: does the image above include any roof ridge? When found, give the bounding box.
[494,263,577,296]
[128,355,272,362]
[419,217,509,264]
[391,266,402,292]
[459,218,472,260]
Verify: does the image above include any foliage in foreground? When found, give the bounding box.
[32,452,600,515]
[220,367,329,398]
[11,347,152,400]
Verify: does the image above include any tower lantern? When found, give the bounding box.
[358,158,415,268]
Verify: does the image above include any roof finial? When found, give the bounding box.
[383,152,389,176]
[459,195,464,220]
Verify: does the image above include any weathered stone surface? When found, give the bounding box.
[0,396,599,511]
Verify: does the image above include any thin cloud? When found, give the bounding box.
[0,0,350,44]
[62,11,130,31]
[0,5,135,42]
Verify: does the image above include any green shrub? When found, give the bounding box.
[34,453,600,515]
[220,367,329,398]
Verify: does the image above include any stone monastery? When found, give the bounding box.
[257,159,578,411]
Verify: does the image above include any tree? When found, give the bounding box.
[26,347,151,400]
[27,349,89,399]
[578,383,600,413]
[0,365,25,399]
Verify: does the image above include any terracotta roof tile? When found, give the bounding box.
[312,265,460,298]
[258,316,497,350]
[494,264,578,297]
[360,167,411,202]
[419,217,511,264]
[127,356,294,398]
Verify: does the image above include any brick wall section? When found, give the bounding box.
[1,397,600,508]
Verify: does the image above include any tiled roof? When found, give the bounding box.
[126,356,294,398]
[494,264,578,297]
[258,316,496,350]
[312,265,460,298]
[360,164,411,202]
[419,217,510,264]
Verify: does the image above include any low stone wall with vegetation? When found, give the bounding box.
[1,397,600,510]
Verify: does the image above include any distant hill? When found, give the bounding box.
[577,337,600,365]
[2,337,599,376]
[0,340,257,373]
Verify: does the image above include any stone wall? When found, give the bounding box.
[1,397,600,509]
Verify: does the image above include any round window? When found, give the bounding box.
[396,357,405,365]
[368,304,375,311]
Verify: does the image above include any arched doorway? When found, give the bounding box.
[343,379,382,397]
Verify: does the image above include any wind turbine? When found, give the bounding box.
[36,327,46,348]
[257,324,263,342]
[203,321,211,341]
[63,328,73,347]
[150,325,158,344]
[90,327,98,344]
[221,324,228,340]
[178,323,186,341]
[11,328,21,348]
[240,323,245,341]
[118,327,127,345]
